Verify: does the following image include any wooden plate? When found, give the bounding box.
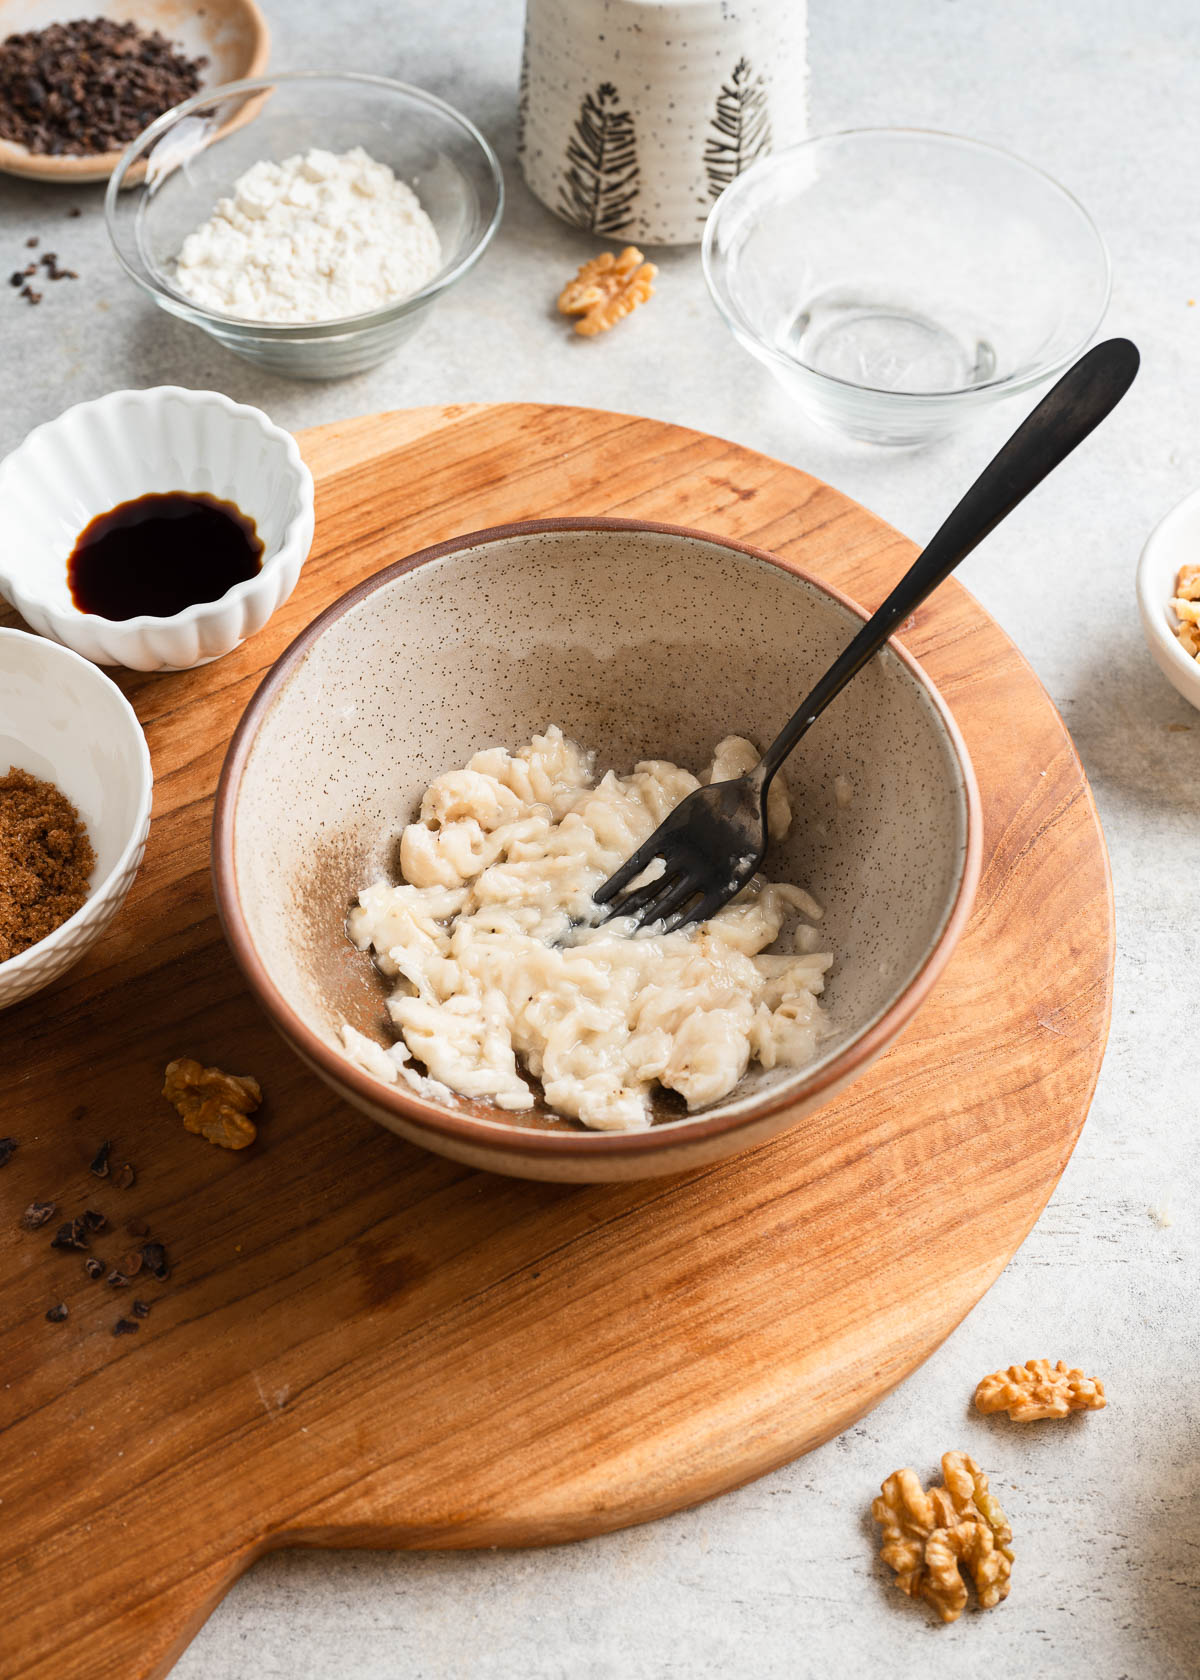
[0,404,1114,1680]
[0,0,270,184]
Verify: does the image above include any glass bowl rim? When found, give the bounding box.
[701,125,1112,403]
[104,69,505,338]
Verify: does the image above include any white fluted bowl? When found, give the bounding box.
[0,387,314,671]
[0,628,152,1010]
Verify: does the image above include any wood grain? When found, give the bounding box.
[0,404,1113,1680]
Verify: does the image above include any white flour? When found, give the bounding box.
[173,146,442,324]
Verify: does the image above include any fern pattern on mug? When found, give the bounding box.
[704,57,772,203]
[558,83,639,236]
[518,0,807,245]
[516,47,530,160]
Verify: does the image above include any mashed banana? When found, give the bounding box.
[342,727,832,1131]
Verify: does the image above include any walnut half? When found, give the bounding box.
[1171,564,1200,658]
[164,1057,262,1150]
[975,1358,1106,1423]
[872,1452,1013,1623]
[557,246,656,336]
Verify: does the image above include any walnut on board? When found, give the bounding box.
[163,1057,262,1150]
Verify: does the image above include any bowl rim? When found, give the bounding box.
[0,0,271,184]
[702,125,1112,403]
[213,515,984,1161]
[104,69,506,336]
[1136,483,1200,701]
[0,384,314,634]
[0,626,153,976]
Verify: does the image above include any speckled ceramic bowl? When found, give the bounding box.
[214,519,981,1181]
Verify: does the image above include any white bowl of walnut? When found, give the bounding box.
[1138,485,1200,712]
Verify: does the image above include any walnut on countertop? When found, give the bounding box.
[974,1358,1106,1423]
[163,1057,262,1149]
[557,246,656,336]
[872,1451,1013,1624]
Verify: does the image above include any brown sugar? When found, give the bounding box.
[0,767,94,961]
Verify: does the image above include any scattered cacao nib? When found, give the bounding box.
[8,272,22,287]
[84,1257,105,1279]
[106,1268,131,1288]
[45,1303,68,1323]
[81,1208,107,1233]
[89,1140,111,1178]
[38,251,74,281]
[22,262,36,275]
[125,1217,149,1238]
[0,1138,17,1168]
[19,1201,56,1231]
[51,1218,88,1251]
[19,285,41,305]
[131,1299,151,1318]
[0,19,207,157]
[114,1162,136,1189]
[112,1318,138,1336]
[25,235,37,247]
[141,1241,169,1280]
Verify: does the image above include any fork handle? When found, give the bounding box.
[757,337,1140,783]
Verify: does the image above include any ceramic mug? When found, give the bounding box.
[518,0,808,247]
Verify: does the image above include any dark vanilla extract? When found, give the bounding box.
[67,491,263,620]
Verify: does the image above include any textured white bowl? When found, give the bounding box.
[0,387,314,671]
[0,628,152,1010]
[1137,485,1200,712]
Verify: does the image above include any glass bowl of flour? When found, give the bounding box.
[106,72,504,379]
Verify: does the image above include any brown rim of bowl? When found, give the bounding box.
[212,515,984,1160]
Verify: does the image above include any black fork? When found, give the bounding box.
[592,337,1140,933]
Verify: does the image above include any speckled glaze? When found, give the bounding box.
[214,519,981,1181]
[519,0,808,247]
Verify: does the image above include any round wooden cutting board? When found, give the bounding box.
[0,404,1113,1680]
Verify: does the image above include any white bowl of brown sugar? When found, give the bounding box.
[0,628,152,1011]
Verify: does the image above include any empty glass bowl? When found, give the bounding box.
[106,72,504,380]
[703,129,1110,446]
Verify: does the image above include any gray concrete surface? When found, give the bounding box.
[2,1,1196,1675]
